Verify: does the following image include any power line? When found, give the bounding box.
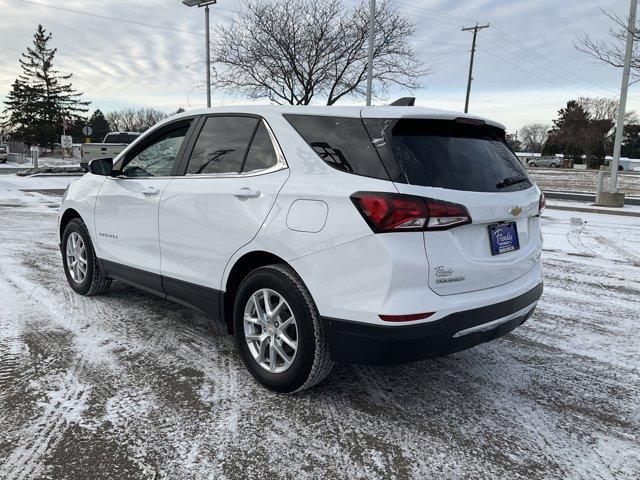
[392,1,478,24]
[388,1,621,100]
[478,47,590,98]
[479,35,614,99]
[490,25,619,96]
[15,0,209,35]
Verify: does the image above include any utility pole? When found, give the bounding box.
[609,0,637,192]
[462,23,489,113]
[366,0,375,106]
[205,4,211,108]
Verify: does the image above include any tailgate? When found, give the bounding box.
[410,186,542,295]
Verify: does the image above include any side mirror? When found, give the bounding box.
[88,157,113,176]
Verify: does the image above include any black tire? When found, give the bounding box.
[61,218,111,296]
[233,264,333,393]
[551,163,557,168]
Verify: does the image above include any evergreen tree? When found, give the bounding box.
[621,124,640,158]
[544,101,591,163]
[88,109,111,142]
[2,25,90,148]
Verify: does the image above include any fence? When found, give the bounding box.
[7,153,28,163]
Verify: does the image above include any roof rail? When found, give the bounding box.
[389,97,415,106]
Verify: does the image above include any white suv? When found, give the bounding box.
[58,105,544,393]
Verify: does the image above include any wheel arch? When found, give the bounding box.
[59,208,84,242]
[222,250,295,334]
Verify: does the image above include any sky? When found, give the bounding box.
[0,0,636,133]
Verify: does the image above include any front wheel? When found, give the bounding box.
[61,218,111,295]
[233,264,333,393]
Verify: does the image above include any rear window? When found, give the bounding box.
[365,118,532,192]
[284,114,390,180]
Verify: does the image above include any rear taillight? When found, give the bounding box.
[350,192,471,233]
[379,312,435,322]
[538,192,546,214]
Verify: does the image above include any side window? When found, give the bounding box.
[242,122,278,173]
[120,125,189,177]
[186,116,258,175]
[284,114,390,180]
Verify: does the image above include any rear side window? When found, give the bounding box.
[364,119,532,192]
[242,122,278,173]
[284,114,390,180]
[187,116,258,174]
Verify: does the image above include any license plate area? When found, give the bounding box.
[488,221,520,255]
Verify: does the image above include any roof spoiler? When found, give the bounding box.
[454,116,486,126]
[389,97,415,106]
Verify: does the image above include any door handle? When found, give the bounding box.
[234,187,260,198]
[141,186,160,197]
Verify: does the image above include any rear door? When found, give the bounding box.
[362,115,542,296]
[159,115,289,294]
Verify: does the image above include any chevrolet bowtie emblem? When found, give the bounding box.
[510,206,522,216]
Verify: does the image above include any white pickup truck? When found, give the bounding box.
[80,132,140,171]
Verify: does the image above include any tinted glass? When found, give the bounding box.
[120,126,188,177]
[242,122,277,173]
[105,133,139,143]
[284,115,389,180]
[364,119,532,192]
[187,116,258,174]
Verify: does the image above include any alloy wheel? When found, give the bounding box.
[243,288,298,374]
[66,231,87,283]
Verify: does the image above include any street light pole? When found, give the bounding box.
[366,0,375,106]
[609,0,637,192]
[182,0,217,108]
[205,4,211,108]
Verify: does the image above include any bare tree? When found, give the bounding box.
[576,8,640,82]
[577,96,637,124]
[519,123,550,152]
[211,0,426,105]
[105,108,168,132]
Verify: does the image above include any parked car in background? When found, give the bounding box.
[530,156,560,168]
[80,132,140,171]
[58,104,544,393]
[604,158,631,171]
[0,147,7,163]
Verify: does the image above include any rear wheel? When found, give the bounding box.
[62,218,111,295]
[233,264,333,393]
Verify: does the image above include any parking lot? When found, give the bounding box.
[0,186,638,479]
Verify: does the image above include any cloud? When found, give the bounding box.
[0,0,637,130]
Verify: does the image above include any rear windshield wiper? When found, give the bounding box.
[496,176,528,189]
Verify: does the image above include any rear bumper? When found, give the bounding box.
[322,282,543,365]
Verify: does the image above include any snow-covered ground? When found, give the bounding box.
[528,168,640,197]
[0,187,638,479]
[0,157,81,169]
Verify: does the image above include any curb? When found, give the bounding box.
[546,204,640,218]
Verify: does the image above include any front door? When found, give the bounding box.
[94,121,192,290]
[159,116,289,295]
